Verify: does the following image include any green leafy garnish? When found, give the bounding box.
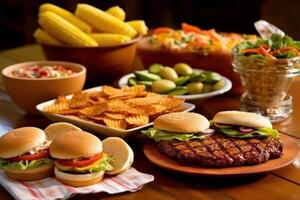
[142,128,206,142]
[237,34,300,59]
[219,127,280,138]
[0,158,53,171]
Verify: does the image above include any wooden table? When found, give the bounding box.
[1,45,300,200]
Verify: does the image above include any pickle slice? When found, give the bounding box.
[134,71,161,81]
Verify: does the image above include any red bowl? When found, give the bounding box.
[41,37,141,87]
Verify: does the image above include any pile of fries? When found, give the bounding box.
[43,85,185,130]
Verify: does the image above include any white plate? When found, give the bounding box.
[36,86,195,138]
[118,70,232,101]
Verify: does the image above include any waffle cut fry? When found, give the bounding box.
[125,114,149,126]
[103,117,127,129]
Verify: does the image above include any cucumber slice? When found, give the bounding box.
[174,76,190,86]
[201,71,221,83]
[138,80,153,87]
[149,63,163,74]
[166,86,188,95]
[127,77,138,86]
[134,71,161,81]
[189,73,205,82]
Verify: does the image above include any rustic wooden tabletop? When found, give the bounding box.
[0,45,300,200]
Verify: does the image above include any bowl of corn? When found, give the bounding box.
[35,3,148,86]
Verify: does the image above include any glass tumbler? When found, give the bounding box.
[232,46,300,122]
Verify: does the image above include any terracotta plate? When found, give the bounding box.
[143,134,300,176]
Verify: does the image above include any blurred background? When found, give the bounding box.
[0,0,300,50]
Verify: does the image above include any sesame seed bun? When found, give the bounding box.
[153,112,210,133]
[212,111,272,128]
[49,130,102,159]
[0,127,46,158]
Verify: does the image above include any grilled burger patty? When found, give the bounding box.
[158,134,283,168]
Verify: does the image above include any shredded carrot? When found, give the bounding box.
[241,48,261,54]
[153,27,174,34]
[181,23,202,34]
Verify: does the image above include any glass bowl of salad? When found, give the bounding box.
[2,61,86,115]
[232,34,300,121]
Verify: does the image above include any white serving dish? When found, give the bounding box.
[36,86,195,138]
[118,70,232,101]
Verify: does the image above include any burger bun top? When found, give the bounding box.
[0,127,46,159]
[154,112,210,133]
[50,130,102,159]
[212,111,272,128]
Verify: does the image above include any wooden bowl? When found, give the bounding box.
[41,37,141,87]
[137,36,243,94]
[2,61,86,115]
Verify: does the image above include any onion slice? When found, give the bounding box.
[239,127,255,134]
[200,128,215,136]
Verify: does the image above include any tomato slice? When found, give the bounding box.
[9,149,50,162]
[57,153,103,168]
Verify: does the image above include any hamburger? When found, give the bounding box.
[49,130,113,187]
[143,111,283,168]
[0,127,53,181]
[212,110,279,138]
[142,112,212,142]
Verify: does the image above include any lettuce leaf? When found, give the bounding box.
[142,128,206,142]
[0,158,53,171]
[220,128,254,138]
[88,155,113,173]
[219,127,280,138]
[256,127,280,138]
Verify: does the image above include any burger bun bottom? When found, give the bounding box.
[4,164,54,181]
[54,167,104,187]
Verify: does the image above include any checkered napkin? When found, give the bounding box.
[0,167,154,200]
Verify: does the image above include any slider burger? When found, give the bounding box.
[49,130,113,187]
[0,127,53,181]
[212,110,279,138]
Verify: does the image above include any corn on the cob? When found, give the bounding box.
[89,33,130,47]
[39,11,98,47]
[106,6,126,21]
[126,20,148,36]
[39,3,92,33]
[75,4,136,38]
[33,28,62,45]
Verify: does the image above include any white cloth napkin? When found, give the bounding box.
[0,167,154,200]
